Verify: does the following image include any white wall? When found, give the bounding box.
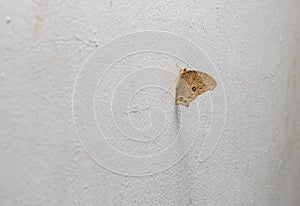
[1,0,300,205]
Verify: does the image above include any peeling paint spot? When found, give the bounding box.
[33,0,48,40]
[34,15,42,38]
[6,16,11,24]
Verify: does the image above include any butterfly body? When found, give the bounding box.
[175,68,217,107]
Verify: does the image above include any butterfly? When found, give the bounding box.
[175,68,217,107]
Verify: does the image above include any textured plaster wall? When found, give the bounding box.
[1,0,300,205]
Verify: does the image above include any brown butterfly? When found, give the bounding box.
[175,68,217,107]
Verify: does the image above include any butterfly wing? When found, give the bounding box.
[197,71,217,91]
[175,74,196,107]
[175,69,217,107]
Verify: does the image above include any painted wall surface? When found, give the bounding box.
[1,0,300,205]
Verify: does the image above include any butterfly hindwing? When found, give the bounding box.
[175,74,196,107]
